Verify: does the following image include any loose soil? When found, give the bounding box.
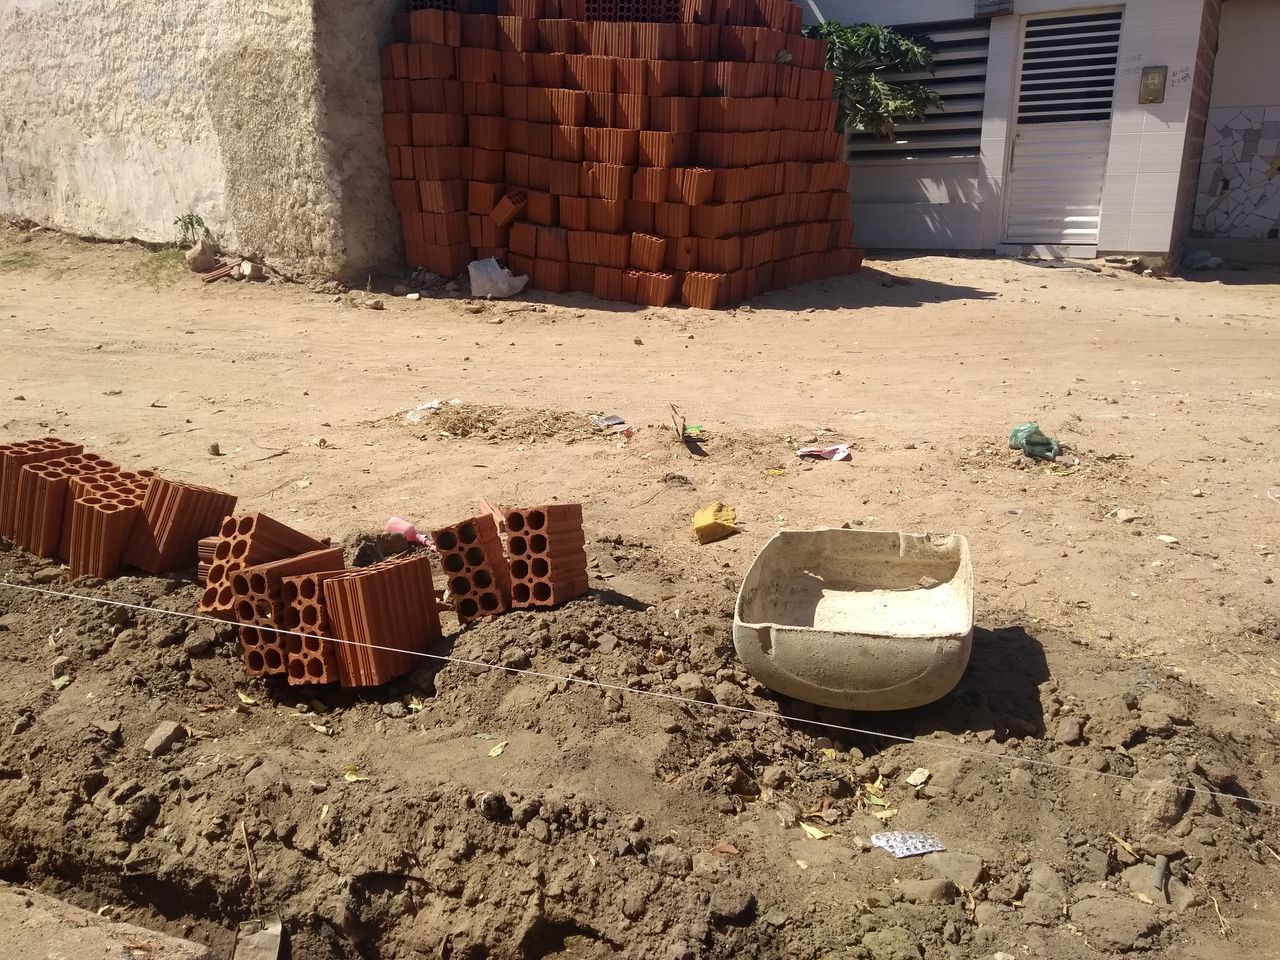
[0,227,1278,959]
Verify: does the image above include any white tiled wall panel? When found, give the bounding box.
[823,0,1213,254]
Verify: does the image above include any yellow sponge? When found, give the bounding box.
[693,502,737,544]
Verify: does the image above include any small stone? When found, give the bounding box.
[1054,716,1085,745]
[1138,834,1183,858]
[244,759,284,791]
[1027,863,1068,898]
[861,927,922,960]
[477,791,510,822]
[92,719,122,742]
[923,851,986,889]
[365,298,385,310]
[899,878,956,903]
[1020,890,1061,925]
[32,567,62,585]
[596,633,619,654]
[406,293,421,301]
[1139,778,1186,832]
[1070,896,1161,951]
[633,337,643,345]
[142,721,187,758]
[673,673,711,702]
[500,646,531,670]
[10,716,31,735]
[464,304,484,314]
[184,238,218,272]
[709,888,756,924]
[445,281,459,292]
[50,656,71,679]
[760,765,788,789]
[621,886,648,920]
[712,681,747,707]
[207,442,221,457]
[184,676,209,691]
[648,843,693,878]
[381,701,407,719]
[511,799,539,827]
[525,818,551,843]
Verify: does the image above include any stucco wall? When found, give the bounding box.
[0,0,401,281]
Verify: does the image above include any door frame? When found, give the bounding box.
[996,4,1125,257]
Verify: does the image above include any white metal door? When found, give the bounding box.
[1003,9,1123,250]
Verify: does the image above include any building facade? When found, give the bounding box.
[829,0,1276,262]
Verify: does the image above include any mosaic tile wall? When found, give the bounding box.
[1193,105,1280,239]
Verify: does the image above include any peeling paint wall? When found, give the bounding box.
[0,0,401,281]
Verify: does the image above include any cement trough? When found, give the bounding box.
[734,528,973,711]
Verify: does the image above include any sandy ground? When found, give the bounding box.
[2,229,1277,714]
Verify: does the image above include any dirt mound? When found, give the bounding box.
[403,403,597,445]
[0,542,1277,960]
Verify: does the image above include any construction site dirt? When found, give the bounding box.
[0,227,1278,959]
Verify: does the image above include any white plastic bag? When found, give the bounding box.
[468,257,528,299]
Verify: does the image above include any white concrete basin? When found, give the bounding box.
[734,528,974,711]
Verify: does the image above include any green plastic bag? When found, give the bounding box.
[1008,422,1060,460]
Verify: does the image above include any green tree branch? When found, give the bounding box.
[803,22,943,138]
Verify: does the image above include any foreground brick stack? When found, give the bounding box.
[381,0,861,307]
[230,548,345,677]
[198,513,327,618]
[505,503,589,608]
[0,438,83,538]
[322,554,443,686]
[2,436,598,693]
[431,513,512,624]
[280,572,346,685]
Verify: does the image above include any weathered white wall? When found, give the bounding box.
[1192,0,1280,240]
[0,0,402,281]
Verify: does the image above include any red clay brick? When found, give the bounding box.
[592,265,623,301]
[460,13,498,49]
[551,124,585,161]
[638,131,692,167]
[491,190,528,227]
[682,270,726,309]
[532,258,570,292]
[583,127,639,166]
[587,198,626,233]
[509,221,538,257]
[580,162,632,200]
[632,167,670,203]
[560,196,590,230]
[525,190,558,225]
[629,232,667,272]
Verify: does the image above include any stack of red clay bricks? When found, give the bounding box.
[431,513,512,624]
[431,502,589,625]
[3,434,595,691]
[196,512,445,688]
[381,0,862,307]
[0,437,232,579]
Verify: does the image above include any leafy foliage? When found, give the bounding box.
[802,22,943,137]
[174,211,205,247]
